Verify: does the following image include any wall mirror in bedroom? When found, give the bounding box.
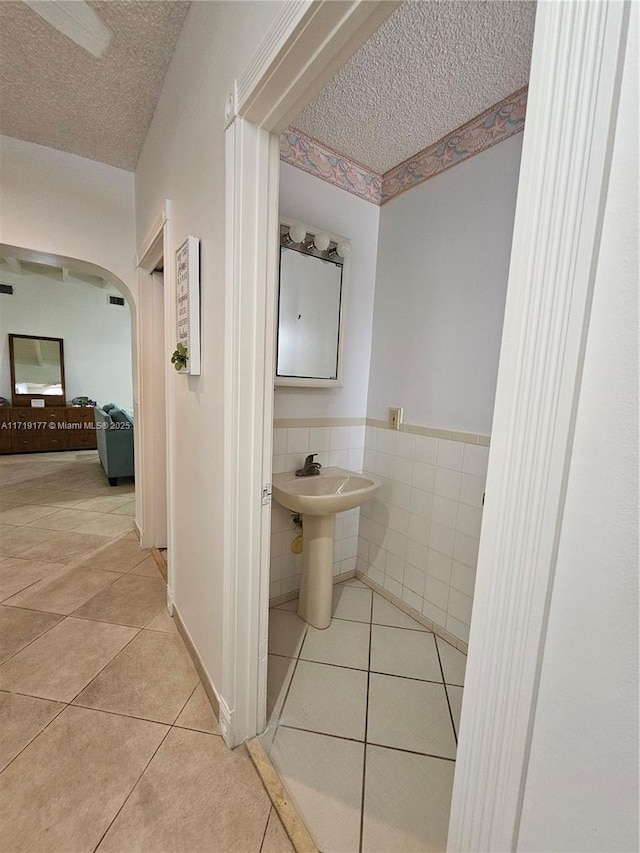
[275,219,350,388]
[9,333,66,407]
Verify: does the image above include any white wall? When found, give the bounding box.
[134,1,284,692]
[368,134,523,435]
[0,137,136,301]
[276,162,380,419]
[517,13,638,850]
[0,271,132,407]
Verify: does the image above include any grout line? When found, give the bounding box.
[0,694,68,775]
[275,651,451,687]
[0,612,67,666]
[276,724,456,764]
[358,587,374,852]
[171,681,199,725]
[91,723,173,852]
[259,806,272,853]
[434,637,458,745]
[66,625,145,706]
[270,624,308,738]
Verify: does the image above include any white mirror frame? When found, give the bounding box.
[275,216,348,388]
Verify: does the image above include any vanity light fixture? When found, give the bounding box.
[329,240,351,259]
[304,232,330,253]
[313,232,331,252]
[288,223,306,244]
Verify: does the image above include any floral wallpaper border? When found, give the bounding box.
[280,87,528,206]
[279,129,383,204]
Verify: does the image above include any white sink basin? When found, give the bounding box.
[272,467,380,516]
[271,467,380,630]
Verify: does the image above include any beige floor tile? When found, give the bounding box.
[281,660,368,740]
[0,557,65,601]
[367,674,456,759]
[362,745,454,852]
[268,609,308,658]
[372,592,429,631]
[0,691,65,771]
[73,513,135,537]
[20,530,111,564]
[74,630,198,724]
[270,727,363,853]
[16,487,87,508]
[0,705,168,853]
[436,636,467,685]
[332,584,372,623]
[0,499,25,511]
[124,530,140,540]
[261,808,295,853]
[25,507,104,532]
[446,684,463,738]
[0,616,137,702]
[0,605,62,664]
[370,624,442,682]
[128,554,163,578]
[97,727,271,853]
[72,495,134,513]
[174,683,218,733]
[72,574,166,627]
[0,526,58,557]
[74,538,149,572]
[145,608,177,633]
[3,565,120,615]
[0,504,59,526]
[300,618,370,670]
[111,502,136,517]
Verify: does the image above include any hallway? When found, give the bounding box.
[0,451,292,852]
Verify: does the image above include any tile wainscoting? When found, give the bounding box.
[269,418,490,645]
[358,425,489,644]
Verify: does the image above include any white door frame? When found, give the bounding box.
[448,2,630,849]
[222,17,630,853]
[220,0,399,748]
[136,199,176,606]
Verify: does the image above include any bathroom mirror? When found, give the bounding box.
[9,334,66,406]
[275,219,348,388]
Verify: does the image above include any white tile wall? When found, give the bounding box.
[269,425,365,599]
[357,427,489,643]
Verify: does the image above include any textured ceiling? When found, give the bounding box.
[293,0,536,174]
[0,1,190,171]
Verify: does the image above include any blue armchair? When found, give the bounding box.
[94,405,134,486]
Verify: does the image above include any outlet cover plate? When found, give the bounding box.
[389,407,403,430]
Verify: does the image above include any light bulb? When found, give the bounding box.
[313,232,331,252]
[336,241,351,258]
[288,223,306,243]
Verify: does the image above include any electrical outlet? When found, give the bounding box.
[389,407,403,430]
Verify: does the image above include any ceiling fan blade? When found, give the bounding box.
[24,0,112,58]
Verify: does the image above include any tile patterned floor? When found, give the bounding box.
[263,579,466,852]
[0,451,292,852]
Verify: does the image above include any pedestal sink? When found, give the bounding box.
[272,467,380,629]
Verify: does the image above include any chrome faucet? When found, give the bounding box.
[295,453,322,477]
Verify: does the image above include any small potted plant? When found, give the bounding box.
[171,343,188,372]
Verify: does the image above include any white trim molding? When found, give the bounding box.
[222,118,278,747]
[447,2,630,850]
[221,0,402,748]
[135,199,174,587]
[235,0,399,133]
